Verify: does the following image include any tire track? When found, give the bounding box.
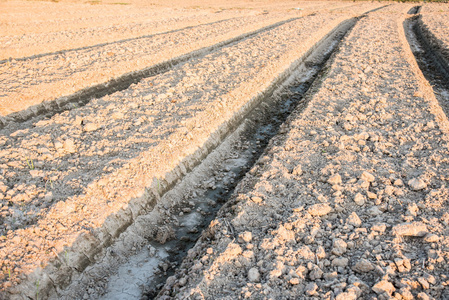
[0,17,241,64]
[0,16,300,130]
[58,16,359,300]
[0,12,356,299]
[405,10,449,117]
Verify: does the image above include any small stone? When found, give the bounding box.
[384,185,395,196]
[394,257,411,273]
[392,222,428,237]
[305,282,318,296]
[368,206,382,216]
[424,233,439,243]
[400,288,414,300]
[328,174,342,185]
[248,268,260,282]
[361,171,375,182]
[239,231,252,243]
[371,223,387,233]
[417,292,430,300]
[251,196,263,203]
[289,277,300,285]
[84,123,99,132]
[372,280,395,295]
[353,193,366,206]
[408,178,427,191]
[407,203,419,216]
[309,266,323,280]
[54,141,63,150]
[347,212,362,227]
[332,239,347,256]
[29,170,42,178]
[292,165,303,176]
[367,191,377,199]
[418,277,430,289]
[178,277,187,286]
[316,246,326,259]
[393,179,404,186]
[324,272,338,281]
[332,257,349,267]
[63,139,77,153]
[353,259,374,273]
[308,203,332,217]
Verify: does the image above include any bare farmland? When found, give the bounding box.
[1,1,449,299]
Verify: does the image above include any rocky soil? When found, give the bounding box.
[0,2,385,298]
[1,1,449,299]
[158,5,449,300]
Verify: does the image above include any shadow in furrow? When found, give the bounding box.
[408,6,421,15]
[405,14,449,117]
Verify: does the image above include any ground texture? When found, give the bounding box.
[1,1,449,299]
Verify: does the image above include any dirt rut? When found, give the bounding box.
[0,8,388,298]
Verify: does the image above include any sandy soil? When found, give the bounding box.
[159,4,449,300]
[1,1,449,299]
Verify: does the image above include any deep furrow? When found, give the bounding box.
[57,17,358,300]
[154,6,449,299]
[405,12,449,117]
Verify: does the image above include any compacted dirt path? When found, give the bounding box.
[159,5,449,300]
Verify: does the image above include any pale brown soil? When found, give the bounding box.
[1,1,449,299]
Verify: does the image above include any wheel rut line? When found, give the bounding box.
[52,16,361,300]
[0,16,303,131]
[0,16,242,64]
[151,15,361,300]
[404,11,449,118]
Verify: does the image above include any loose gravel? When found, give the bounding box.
[160,5,449,300]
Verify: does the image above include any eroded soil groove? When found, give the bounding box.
[148,20,356,300]
[405,14,449,115]
[58,17,358,300]
[0,17,299,130]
